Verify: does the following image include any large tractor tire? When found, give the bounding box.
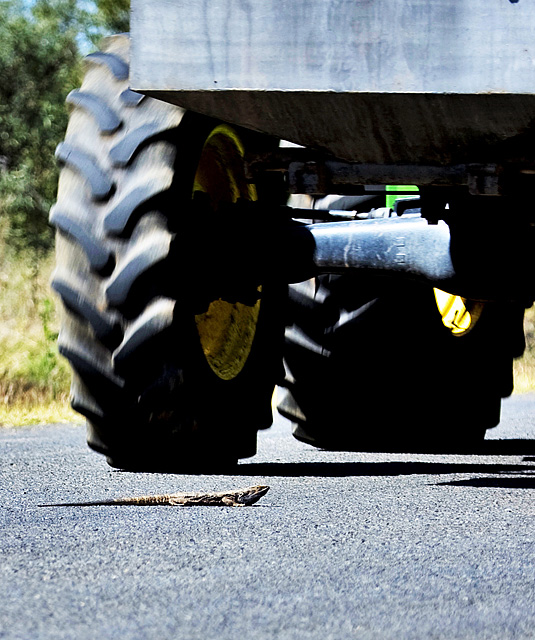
[52,35,283,470]
[278,200,526,452]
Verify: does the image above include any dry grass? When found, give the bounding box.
[0,239,77,426]
[0,397,80,426]
[513,304,535,394]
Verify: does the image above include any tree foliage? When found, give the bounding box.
[0,0,131,253]
[95,0,129,34]
[0,0,82,252]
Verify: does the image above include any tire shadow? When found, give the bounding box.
[235,459,535,478]
[436,476,535,488]
[232,439,535,485]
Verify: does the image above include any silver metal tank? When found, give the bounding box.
[130,0,535,168]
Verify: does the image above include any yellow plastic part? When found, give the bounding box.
[193,125,261,380]
[433,289,484,336]
[385,186,482,337]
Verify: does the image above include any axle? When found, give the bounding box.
[186,199,535,304]
[306,217,456,288]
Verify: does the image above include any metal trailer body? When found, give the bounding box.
[130,0,535,175]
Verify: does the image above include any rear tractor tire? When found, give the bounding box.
[278,197,526,452]
[52,35,283,470]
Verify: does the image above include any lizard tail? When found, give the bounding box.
[38,500,118,507]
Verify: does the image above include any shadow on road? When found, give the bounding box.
[437,477,535,488]
[235,459,535,478]
[110,441,535,476]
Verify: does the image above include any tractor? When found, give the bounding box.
[52,0,535,469]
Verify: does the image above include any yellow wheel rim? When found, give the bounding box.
[434,289,484,336]
[193,125,261,380]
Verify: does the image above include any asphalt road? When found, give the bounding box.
[1,395,535,640]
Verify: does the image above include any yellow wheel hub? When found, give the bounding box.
[193,125,261,381]
[434,289,484,336]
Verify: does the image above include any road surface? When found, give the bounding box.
[1,394,535,639]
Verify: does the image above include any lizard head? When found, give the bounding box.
[237,485,270,505]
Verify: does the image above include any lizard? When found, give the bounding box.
[38,484,269,507]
